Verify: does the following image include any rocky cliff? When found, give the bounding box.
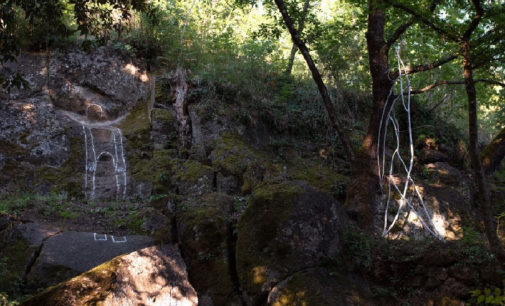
[1,47,502,305]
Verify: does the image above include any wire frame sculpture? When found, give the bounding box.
[377,47,443,240]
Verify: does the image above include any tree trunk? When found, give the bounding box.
[171,68,191,151]
[481,126,505,175]
[346,0,393,229]
[462,40,505,262]
[284,0,310,76]
[274,0,355,162]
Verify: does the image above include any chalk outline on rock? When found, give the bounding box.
[111,235,127,243]
[94,233,107,241]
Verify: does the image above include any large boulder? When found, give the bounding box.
[381,162,474,240]
[0,221,59,298]
[267,268,373,306]
[235,181,348,304]
[23,245,198,306]
[26,231,154,290]
[177,193,241,305]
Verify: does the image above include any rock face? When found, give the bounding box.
[0,221,61,297]
[177,193,241,305]
[381,162,474,240]
[26,231,154,289]
[23,245,198,306]
[0,47,149,199]
[235,181,356,304]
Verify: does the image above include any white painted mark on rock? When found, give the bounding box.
[111,235,127,243]
[82,125,127,200]
[94,233,107,241]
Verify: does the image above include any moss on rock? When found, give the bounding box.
[177,160,213,183]
[179,198,238,305]
[236,182,304,296]
[130,149,177,193]
[286,157,348,196]
[151,108,175,124]
[210,134,262,177]
[270,268,372,306]
[32,129,81,196]
[119,100,151,138]
[0,238,33,297]
[22,256,122,305]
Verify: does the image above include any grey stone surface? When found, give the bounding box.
[15,222,60,246]
[26,231,154,289]
[0,47,149,198]
[24,245,198,306]
[34,231,154,273]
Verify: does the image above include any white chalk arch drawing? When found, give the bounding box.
[82,124,128,243]
[82,125,127,200]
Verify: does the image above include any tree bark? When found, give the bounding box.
[346,0,393,229]
[171,67,191,150]
[274,0,355,162]
[462,40,505,262]
[481,127,505,175]
[284,0,310,76]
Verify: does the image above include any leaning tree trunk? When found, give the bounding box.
[284,0,310,76]
[462,40,505,262]
[346,1,393,229]
[274,0,355,162]
[481,126,505,175]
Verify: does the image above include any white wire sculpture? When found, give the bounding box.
[377,47,443,240]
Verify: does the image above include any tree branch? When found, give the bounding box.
[386,0,441,49]
[474,79,505,87]
[390,54,458,79]
[273,0,355,161]
[386,20,414,48]
[463,0,484,39]
[408,78,505,95]
[389,1,460,42]
[409,80,464,94]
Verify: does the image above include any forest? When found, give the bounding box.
[1,0,505,305]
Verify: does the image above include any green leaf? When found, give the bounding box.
[495,288,501,297]
[477,295,485,304]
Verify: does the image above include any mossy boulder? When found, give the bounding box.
[285,157,349,197]
[0,222,60,300]
[210,134,260,177]
[178,193,240,305]
[140,207,171,242]
[236,181,347,303]
[175,160,214,196]
[267,268,373,306]
[0,237,33,298]
[22,245,197,306]
[130,149,177,195]
[24,230,154,292]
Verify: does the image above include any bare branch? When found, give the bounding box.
[408,78,505,95]
[475,79,505,87]
[390,54,458,79]
[409,80,465,95]
[387,20,414,48]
